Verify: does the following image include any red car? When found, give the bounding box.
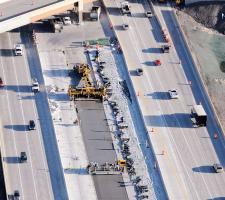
[0,78,3,87]
[155,59,161,66]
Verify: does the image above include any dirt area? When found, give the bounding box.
[183,2,225,34]
[177,6,225,131]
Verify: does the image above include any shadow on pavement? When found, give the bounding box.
[64,168,87,175]
[144,113,192,128]
[3,156,19,164]
[5,85,31,93]
[107,7,122,16]
[43,69,70,77]
[142,47,161,54]
[129,70,138,76]
[192,165,214,173]
[4,124,27,131]
[142,61,156,66]
[147,91,170,100]
[0,49,13,57]
[21,95,35,100]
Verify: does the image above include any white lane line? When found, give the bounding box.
[0,36,24,196]
[113,0,190,198]
[21,31,53,199]
[169,10,225,152]
[7,32,38,200]
[131,1,212,198]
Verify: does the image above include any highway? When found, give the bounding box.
[0,29,67,199]
[102,0,225,199]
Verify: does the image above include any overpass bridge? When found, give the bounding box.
[185,0,225,5]
[0,0,82,34]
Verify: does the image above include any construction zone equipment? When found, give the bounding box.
[87,161,124,175]
[68,63,106,100]
[118,159,126,167]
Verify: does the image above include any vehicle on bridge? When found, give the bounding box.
[20,152,27,163]
[121,1,131,15]
[0,77,4,87]
[31,79,40,93]
[14,190,20,200]
[190,105,207,127]
[14,44,23,56]
[213,163,223,173]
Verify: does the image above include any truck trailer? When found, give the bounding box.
[191,105,207,127]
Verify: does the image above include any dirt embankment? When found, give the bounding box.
[183,2,225,34]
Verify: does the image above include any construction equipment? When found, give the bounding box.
[68,63,106,100]
[87,161,124,175]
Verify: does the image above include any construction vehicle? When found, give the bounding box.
[87,160,125,175]
[190,105,207,127]
[90,6,101,21]
[50,18,63,33]
[68,63,106,100]
[121,1,131,15]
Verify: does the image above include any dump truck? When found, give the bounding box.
[121,1,131,15]
[190,105,207,127]
[90,6,101,21]
[50,18,63,33]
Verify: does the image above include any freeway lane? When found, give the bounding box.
[103,0,225,199]
[0,31,54,199]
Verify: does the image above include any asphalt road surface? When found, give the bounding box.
[102,0,225,199]
[0,28,67,200]
[0,0,60,22]
[76,100,129,200]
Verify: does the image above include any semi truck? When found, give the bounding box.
[190,105,207,127]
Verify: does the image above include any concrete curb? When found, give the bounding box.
[100,0,169,199]
[172,10,225,139]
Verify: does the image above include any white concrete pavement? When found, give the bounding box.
[102,0,225,199]
[0,31,54,199]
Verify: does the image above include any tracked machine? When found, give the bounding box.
[68,63,106,100]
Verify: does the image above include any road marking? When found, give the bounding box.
[21,30,53,199]
[7,32,39,200]
[112,0,190,198]
[0,34,24,197]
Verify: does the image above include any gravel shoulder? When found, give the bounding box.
[177,8,225,134]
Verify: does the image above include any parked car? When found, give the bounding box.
[28,120,35,130]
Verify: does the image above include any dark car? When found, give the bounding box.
[20,152,27,163]
[28,120,35,130]
[14,190,20,199]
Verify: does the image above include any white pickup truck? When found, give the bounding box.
[32,79,40,93]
